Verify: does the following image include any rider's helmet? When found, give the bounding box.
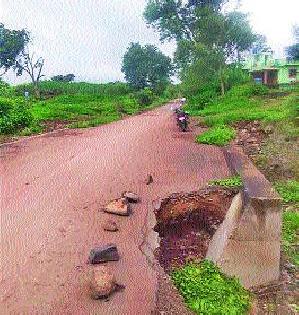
[180,97,187,105]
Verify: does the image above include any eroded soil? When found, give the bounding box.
[153,188,237,272]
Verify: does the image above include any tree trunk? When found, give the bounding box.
[220,78,225,96]
[33,82,40,99]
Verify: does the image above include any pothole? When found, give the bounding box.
[153,187,239,273]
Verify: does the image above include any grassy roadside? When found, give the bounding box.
[171,260,251,315]
[185,83,298,313]
[0,81,174,142]
[186,83,298,146]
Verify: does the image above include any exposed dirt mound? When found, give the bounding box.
[153,188,238,272]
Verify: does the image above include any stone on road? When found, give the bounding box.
[104,198,130,216]
[122,191,140,203]
[102,220,119,232]
[0,103,230,314]
[90,266,125,300]
[89,244,120,264]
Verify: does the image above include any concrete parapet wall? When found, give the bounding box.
[207,146,282,288]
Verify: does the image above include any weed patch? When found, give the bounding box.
[275,180,299,203]
[171,260,251,315]
[282,211,299,266]
[209,175,243,188]
[196,125,235,146]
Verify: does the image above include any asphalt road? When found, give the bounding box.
[0,102,230,315]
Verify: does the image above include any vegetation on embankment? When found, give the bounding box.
[187,83,298,146]
[171,260,251,315]
[0,80,180,140]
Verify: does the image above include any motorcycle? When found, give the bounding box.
[176,109,189,132]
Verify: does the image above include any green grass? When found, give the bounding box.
[275,180,299,203]
[171,260,251,315]
[282,211,299,266]
[208,175,243,188]
[0,81,171,138]
[196,125,236,146]
[189,83,298,147]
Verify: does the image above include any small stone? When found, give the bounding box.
[102,220,119,232]
[89,244,120,264]
[122,191,140,203]
[90,266,125,300]
[104,198,130,216]
[146,174,153,185]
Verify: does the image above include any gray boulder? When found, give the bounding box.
[89,244,120,264]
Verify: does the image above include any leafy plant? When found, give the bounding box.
[275,180,299,203]
[196,125,236,146]
[209,175,243,188]
[0,98,32,134]
[171,260,251,315]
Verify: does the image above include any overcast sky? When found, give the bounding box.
[0,0,298,84]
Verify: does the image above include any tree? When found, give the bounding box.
[144,1,256,95]
[144,0,228,42]
[0,23,29,75]
[285,25,299,60]
[14,50,45,99]
[121,42,173,90]
[51,73,75,82]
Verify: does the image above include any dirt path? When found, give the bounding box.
[0,103,230,315]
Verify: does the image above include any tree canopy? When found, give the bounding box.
[51,73,75,82]
[0,23,29,75]
[285,25,299,60]
[144,0,257,95]
[144,0,228,42]
[121,42,173,90]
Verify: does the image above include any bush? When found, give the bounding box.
[224,66,251,91]
[0,80,13,97]
[162,84,182,100]
[171,260,251,315]
[196,125,236,146]
[134,88,154,106]
[0,98,32,134]
[227,83,269,98]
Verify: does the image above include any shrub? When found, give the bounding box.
[171,260,251,315]
[0,98,32,134]
[163,84,182,100]
[196,125,236,146]
[0,80,13,97]
[227,83,269,98]
[134,88,154,106]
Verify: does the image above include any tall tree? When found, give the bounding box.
[144,0,228,42]
[285,25,299,60]
[144,0,256,94]
[14,50,45,99]
[0,23,29,75]
[121,42,173,90]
